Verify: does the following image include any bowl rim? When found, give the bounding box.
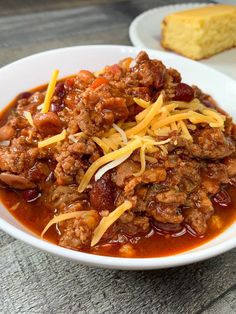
[0,44,236,270]
[1,216,236,270]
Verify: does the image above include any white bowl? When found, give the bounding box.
[0,45,236,270]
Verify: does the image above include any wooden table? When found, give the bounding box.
[0,1,236,313]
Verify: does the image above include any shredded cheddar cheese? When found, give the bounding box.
[23,111,34,127]
[91,200,132,246]
[102,137,120,151]
[160,144,168,155]
[126,94,163,137]
[133,144,146,177]
[202,109,225,127]
[179,121,193,142]
[151,112,190,130]
[94,67,105,77]
[170,122,178,131]
[135,105,152,122]
[78,138,142,192]
[41,211,88,238]
[123,122,136,129]
[133,98,150,109]
[92,137,110,154]
[37,67,228,251]
[145,155,158,163]
[112,123,127,144]
[38,129,67,148]
[10,202,20,211]
[42,69,59,113]
[95,154,131,181]
[74,93,226,193]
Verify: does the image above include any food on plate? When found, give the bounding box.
[0,51,236,258]
[161,5,236,60]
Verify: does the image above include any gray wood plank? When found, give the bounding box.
[0,0,212,49]
[201,287,236,314]
[0,24,131,67]
[0,0,213,67]
[0,0,212,17]
[0,230,15,248]
[0,0,131,16]
[0,240,235,314]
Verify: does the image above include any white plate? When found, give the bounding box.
[0,45,236,270]
[129,3,236,80]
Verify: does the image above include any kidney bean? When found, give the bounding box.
[213,189,231,207]
[17,92,32,100]
[33,112,62,135]
[173,83,194,102]
[28,162,50,182]
[90,172,115,211]
[55,82,65,98]
[22,189,41,202]
[0,124,15,141]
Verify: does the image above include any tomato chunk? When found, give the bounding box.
[90,77,108,89]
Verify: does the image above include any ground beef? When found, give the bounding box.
[178,160,201,192]
[0,135,45,176]
[77,84,129,136]
[50,185,85,209]
[63,90,81,110]
[144,187,185,224]
[155,189,186,204]
[168,128,235,160]
[184,208,208,235]
[118,215,150,236]
[0,149,28,174]
[58,204,99,250]
[201,163,229,194]
[102,64,124,82]
[223,157,236,177]
[126,86,151,101]
[101,211,150,242]
[54,138,100,185]
[130,51,167,89]
[54,151,85,185]
[122,167,167,196]
[114,160,140,187]
[16,91,45,116]
[191,128,235,159]
[148,203,184,224]
[0,124,15,141]
[184,190,214,234]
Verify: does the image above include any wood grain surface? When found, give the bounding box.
[0,0,235,313]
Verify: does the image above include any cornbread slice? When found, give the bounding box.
[161,5,236,60]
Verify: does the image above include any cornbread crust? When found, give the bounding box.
[161,40,236,61]
[161,5,236,60]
